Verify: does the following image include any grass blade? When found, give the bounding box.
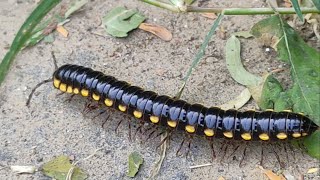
[176,13,224,98]
[0,0,61,85]
[312,0,320,10]
[290,0,304,21]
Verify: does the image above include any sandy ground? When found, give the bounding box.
[0,0,319,179]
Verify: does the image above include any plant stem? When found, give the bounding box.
[0,0,61,85]
[140,0,180,12]
[140,0,320,14]
[187,7,319,15]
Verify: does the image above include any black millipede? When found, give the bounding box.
[51,64,319,142]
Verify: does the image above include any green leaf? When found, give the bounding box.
[290,0,304,21]
[184,0,195,5]
[127,152,143,177]
[312,0,320,10]
[102,7,145,37]
[42,155,87,180]
[225,35,262,86]
[232,31,253,38]
[65,0,89,18]
[219,88,252,110]
[303,130,320,159]
[169,0,184,7]
[0,0,61,86]
[43,34,55,43]
[251,15,320,126]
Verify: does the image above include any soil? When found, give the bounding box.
[0,0,319,180]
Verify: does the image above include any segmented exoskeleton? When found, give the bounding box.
[53,64,318,141]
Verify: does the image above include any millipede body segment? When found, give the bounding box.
[53,64,318,141]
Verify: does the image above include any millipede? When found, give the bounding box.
[51,64,318,142]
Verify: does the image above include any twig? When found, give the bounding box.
[189,163,212,169]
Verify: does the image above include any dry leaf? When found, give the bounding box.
[217,176,225,180]
[259,166,285,180]
[139,23,172,41]
[10,166,36,174]
[56,25,69,37]
[200,13,217,19]
[307,168,319,174]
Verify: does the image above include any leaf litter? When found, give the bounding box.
[103,7,145,37]
[139,23,172,41]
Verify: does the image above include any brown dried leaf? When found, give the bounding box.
[56,25,69,37]
[217,176,225,180]
[139,23,172,41]
[259,166,286,180]
[200,13,217,19]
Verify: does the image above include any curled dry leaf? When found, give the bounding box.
[259,166,285,180]
[56,25,69,37]
[217,176,226,180]
[200,13,217,19]
[139,23,172,41]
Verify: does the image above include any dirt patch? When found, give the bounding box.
[0,0,319,179]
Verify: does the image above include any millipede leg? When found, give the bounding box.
[133,123,144,139]
[272,145,285,169]
[227,141,240,160]
[156,129,172,150]
[145,125,159,141]
[51,51,58,70]
[185,135,193,159]
[101,114,110,128]
[64,94,76,103]
[92,110,107,120]
[208,139,216,161]
[288,142,296,161]
[128,119,132,142]
[26,78,53,107]
[239,143,248,167]
[220,141,229,164]
[283,142,289,165]
[176,138,186,157]
[115,119,124,134]
[260,142,265,166]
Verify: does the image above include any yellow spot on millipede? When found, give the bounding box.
[66,86,73,93]
[167,120,177,128]
[292,132,301,138]
[204,129,214,137]
[223,131,233,138]
[59,83,67,92]
[282,109,292,112]
[265,109,273,112]
[276,132,287,140]
[133,110,143,118]
[185,125,195,133]
[302,132,308,136]
[298,112,304,116]
[53,78,60,88]
[73,88,79,94]
[259,133,269,141]
[104,98,113,107]
[150,116,159,123]
[118,105,127,112]
[241,133,252,140]
[92,93,100,101]
[81,89,89,97]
